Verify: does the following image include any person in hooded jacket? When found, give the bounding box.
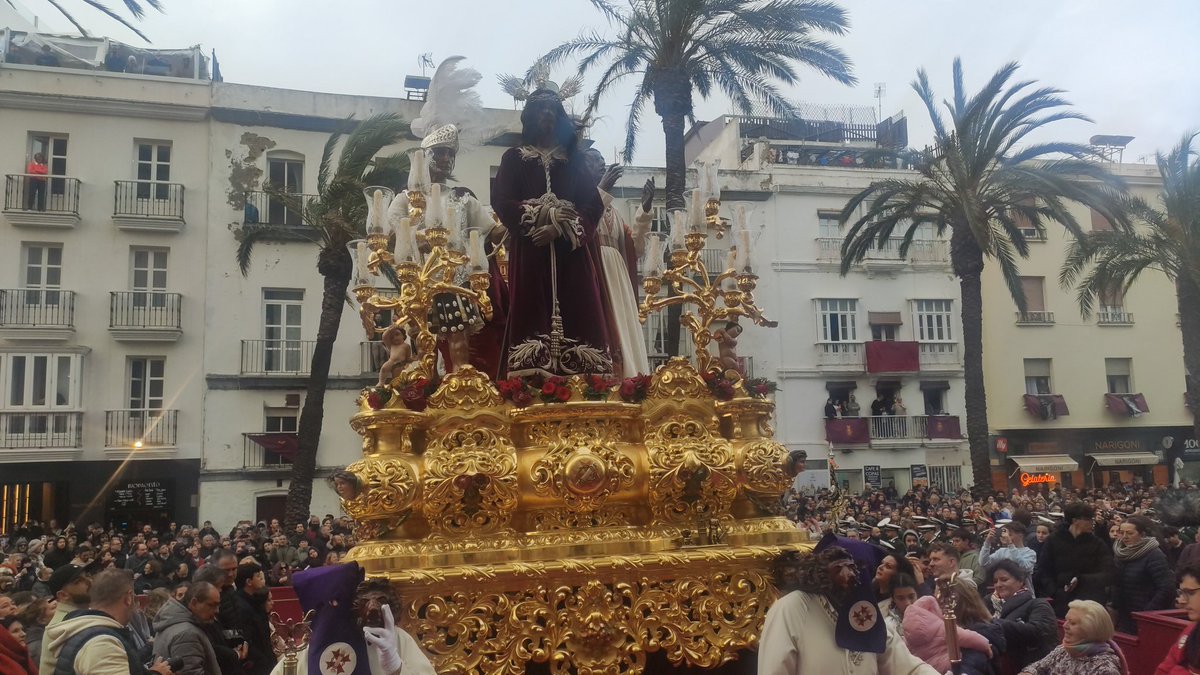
[1034,502,1114,617]
[1112,516,1175,634]
[984,559,1057,672]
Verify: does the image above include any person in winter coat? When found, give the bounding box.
[902,594,992,674]
[1034,502,1114,617]
[1155,561,1200,675]
[1019,600,1127,675]
[985,559,1058,672]
[230,564,275,675]
[0,617,36,675]
[1112,516,1176,634]
[152,583,222,675]
[41,569,172,675]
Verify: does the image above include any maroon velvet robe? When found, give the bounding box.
[492,146,613,377]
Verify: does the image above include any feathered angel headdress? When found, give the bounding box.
[411,56,485,151]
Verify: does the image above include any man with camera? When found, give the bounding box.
[41,568,175,675]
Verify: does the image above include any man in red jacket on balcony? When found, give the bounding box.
[26,153,47,211]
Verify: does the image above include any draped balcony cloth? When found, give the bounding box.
[1022,393,1070,419]
[245,432,299,459]
[1104,393,1150,417]
[865,340,919,373]
[924,415,961,440]
[826,417,870,444]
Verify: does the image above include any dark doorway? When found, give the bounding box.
[256,495,288,525]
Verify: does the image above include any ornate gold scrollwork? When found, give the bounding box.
[646,358,712,401]
[645,417,737,524]
[528,506,636,531]
[528,418,636,515]
[427,366,503,409]
[423,427,518,535]
[341,457,420,538]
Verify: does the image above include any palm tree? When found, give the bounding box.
[1061,132,1200,457]
[838,59,1128,493]
[537,0,854,210]
[20,0,164,42]
[236,113,409,526]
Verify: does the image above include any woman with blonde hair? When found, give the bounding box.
[1019,599,1128,675]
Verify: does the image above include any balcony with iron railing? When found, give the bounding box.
[242,190,317,240]
[113,180,185,231]
[240,339,316,376]
[816,342,865,371]
[824,414,962,445]
[0,289,75,340]
[243,432,297,469]
[1015,311,1055,325]
[0,411,83,449]
[918,342,960,370]
[3,174,82,227]
[105,409,178,448]
[1097,310,1134,326]
[816,237,948,268]
[109,292,182,341]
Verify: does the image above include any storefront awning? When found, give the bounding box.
[1089,452,1159,467]
[1011,454,1078,473]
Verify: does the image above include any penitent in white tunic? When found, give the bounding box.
[758,590,941,675]
[596,188,651,378]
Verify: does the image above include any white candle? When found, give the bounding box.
[355,241,372,282]
[408,150,429,191]
[467,229,486,270]
[446,202,460,246]
[428,184,444,228]
[387,192,409,235]
[393,217,413,261]
[737,227,752,272]
[370,189,385,233]
[670,209,689,249]
[642,234,664,276]
[705,160,721,201]
[689,188,704,227]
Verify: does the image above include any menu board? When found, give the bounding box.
[864,465,882,489]
[110,480,171,510]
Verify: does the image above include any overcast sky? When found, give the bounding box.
[19,0,1200,165]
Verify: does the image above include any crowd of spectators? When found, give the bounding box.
[0,514,359,674]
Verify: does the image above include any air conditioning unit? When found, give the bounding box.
[284,394,301,408]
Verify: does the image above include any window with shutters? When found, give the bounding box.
[1016,277,1054,324]
[818,299,858,343]
[1024,358,1052,395]
[1105,358,1133,394]
[914,300,954,342]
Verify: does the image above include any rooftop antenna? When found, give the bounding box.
[418,53,435,76]
[873,83,886,121]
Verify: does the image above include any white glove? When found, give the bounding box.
[363,604,405,675]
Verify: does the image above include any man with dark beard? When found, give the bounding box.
[270,564,433,675]
[759,542,939,675]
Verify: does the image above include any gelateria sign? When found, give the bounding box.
[1020,472,1057,487]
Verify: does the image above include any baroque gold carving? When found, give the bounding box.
[646,416,737,523]
[427,366,503,409]
[423,427,518,535]
[740,440,790,496]
[528,506,636,531]
[341,457,420,523]
[529,418,636,514]
[646,358,712,401]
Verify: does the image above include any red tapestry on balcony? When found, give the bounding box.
[1104,393,1149,417]
[924,415,961,439]
[1022,394,1070,420]
[246,433,299,459]
[826,417,870,444]
[865,340,920,373]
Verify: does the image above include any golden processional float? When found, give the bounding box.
[335,155,810,675]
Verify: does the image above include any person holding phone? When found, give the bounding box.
[1034,502,1114,618]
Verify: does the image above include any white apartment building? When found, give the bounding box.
[605,107,971,496]
[0,32,519,531]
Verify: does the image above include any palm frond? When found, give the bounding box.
[317,117,352,195]
[79,0,153,42]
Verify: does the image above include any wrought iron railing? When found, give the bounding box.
[1097,310,1134,325]
[3,174,81,214]
[1015,311,1055,325]
[105,409,177,447]
[908,240,949,263]
[242,190,316,227]
[243,432,296,469]
[0,411,83,448]
[0,289,75,328]
[113,180,185,220]
[109,292,182,329]
[240,339,315,375]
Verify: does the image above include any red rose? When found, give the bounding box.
[366,392,384,410]
[555,386,571,402]
[620,381,637,398]
[541,383,557,395]
[548,376,566,387]
[512,390,533,407]
[401,387,427,411]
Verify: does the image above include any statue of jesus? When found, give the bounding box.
[492,89,613,377]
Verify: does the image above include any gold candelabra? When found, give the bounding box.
[705,198,729,239]
[936,576,963,675]
[355,187,492,385]
[638,208,776,375]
